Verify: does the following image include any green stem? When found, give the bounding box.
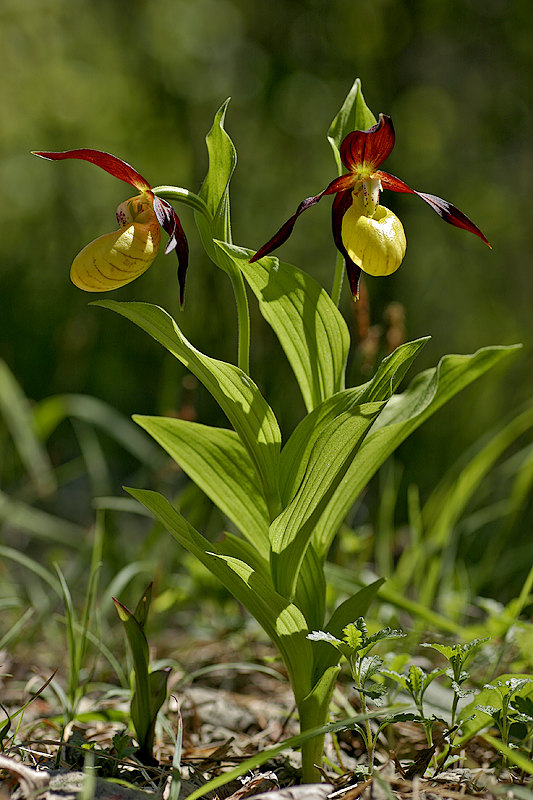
[231,268,251,375]
[152,185,210,218]
[330,251,345,307]
[155,186,250,373]
[353,658,375,773]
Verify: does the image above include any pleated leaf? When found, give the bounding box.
[292,544,327,632]
[270,401,385,598]
[133,416,270,553]
[214,242,350,412]
[312,344,520,559]
[95,301,282,517]
[280,337,428,506]
[127,488,315,701]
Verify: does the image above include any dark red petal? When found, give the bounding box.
[249,174,355,264]
[339,114,395,172]
[32,148,151,192]
[153,196,190,306]
[331,189,361,300]
[377,171,491,247]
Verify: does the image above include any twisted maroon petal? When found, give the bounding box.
[332,190,361,299]
[377,171,491,247]
[153,196,190,306]
[250,174,355,263]
[32,148,151,193]
[339,114,395,172]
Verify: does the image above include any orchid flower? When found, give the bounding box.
[33,149,189,304]
[250,115,490,299]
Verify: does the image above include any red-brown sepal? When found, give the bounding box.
[331,189,361,299]
[153,196,190,306]
[378,171,490,247]
[32,149,151,193]
[250,174,354,264]
[340,114,395,172]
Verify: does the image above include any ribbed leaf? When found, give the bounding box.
[216,532,270,580]
[127,487,314,701]
[313,344,520,559]
[280,338,428,506]
[292,545,327,631]
[133,416,269,553]
[270,401,385,598]
[95,301,282,517]
[214,242,350,412]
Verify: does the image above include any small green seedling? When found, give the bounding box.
[114,582,170,766]
[381,662,445,750]
[308,617,405,773]
[476,677,533,765]
[421,638,488,729]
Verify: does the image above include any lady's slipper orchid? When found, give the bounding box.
[250,115,490,298]
[33,149,189,303]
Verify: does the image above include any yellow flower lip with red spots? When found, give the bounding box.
[70,194,162,292]
[250,114,490,300]
[32,148,189,304]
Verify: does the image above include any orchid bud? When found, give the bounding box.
[341,200,406,277]
[70,194,161,291]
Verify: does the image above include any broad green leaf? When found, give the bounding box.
[197,98,236,245]
[313,344,520,559]
[127,488,314,700]
[292,545,326,631]
[95,301,282,517]
[311,579,384,683]
[280,338,428,505]
[216,532,270,580]
[327,78,377,174]
[0,360,56,495]
[270,401,385,598]
[133,416,270,553]
[208,548,315,698]
[214,242,350,412]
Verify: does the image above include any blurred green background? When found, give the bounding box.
[2,0,531,558]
